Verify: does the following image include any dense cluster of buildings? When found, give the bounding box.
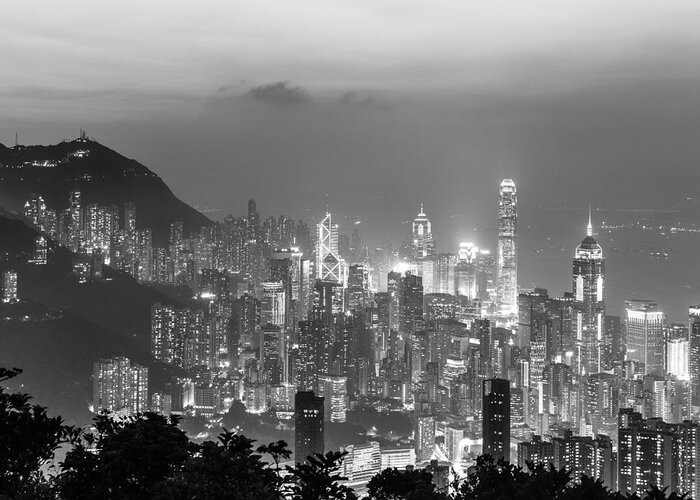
[19,174,700,497]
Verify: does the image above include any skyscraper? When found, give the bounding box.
[483,378,511,461]
[68,188,82,252]
[618,409,678,495]
[411,204,435,260]
[573,213,605,375]
[317,374,347,423]
[689,306,700,405]
[316,213,343,283]
[421,253,455,294]
[261,281,286,327]
[497,179,517,318]
[625,300,664,376]
[294,391,324,463]
[93,356,149,417]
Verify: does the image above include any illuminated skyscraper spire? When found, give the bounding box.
[573,211,605,374]
[412,204,434,260]
[497,179,518,318]
[587,205,593,237]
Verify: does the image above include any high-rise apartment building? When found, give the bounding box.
[68,188,82,252]
[618,410,678,495]
[93,356,148,417]
[2,270,18,303]
[497,179,517,318]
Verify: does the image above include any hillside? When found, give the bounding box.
[0,212,188,424]
[0,137,211,244]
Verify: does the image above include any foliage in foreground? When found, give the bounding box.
[0,366,691,499]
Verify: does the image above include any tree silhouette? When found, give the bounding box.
[1,366,696,500]
[284,450,357,500]
[367,467,446,500]
[0,367,73,499]
[56,412,189,500]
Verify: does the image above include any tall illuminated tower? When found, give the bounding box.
[411,204,435,260]
[497,179,518,317]
[573,211,605,375]
[316,213,342,283]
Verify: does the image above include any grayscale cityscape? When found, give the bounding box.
[2,2,700,499]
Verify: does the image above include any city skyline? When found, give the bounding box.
[5,3,700,498]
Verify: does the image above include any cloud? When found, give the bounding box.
[246,81,310,107]
[339,91,393,111]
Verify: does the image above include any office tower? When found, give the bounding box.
[667,337,689,379]
[626,300,664,376]
[411,204,435,260]
[68,188,82,252]
[605,315,623,368]
[93,356,148,417]
[398,272,423,337]
[316,213,343,283]
[346,263,369,313]
[260,324,285,385]
[618,409,678,495]
[421,253,456,294]
[518,288,550,349]
[294,391,324,463]
[261,281,286,327]
[689,306,700,405]
[455,242,492,300]
[2,270,18,303]
[572,213,605,375]
[270,248,302,330]
[482,378,511,461]
[317,374,347,423]
[496,179,517,318]
[510,387,525,427]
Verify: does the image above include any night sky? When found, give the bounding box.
[3,1,700,249]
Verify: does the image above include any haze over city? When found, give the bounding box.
[3,2,700,499]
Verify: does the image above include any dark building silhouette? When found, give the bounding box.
[482,378,510,461]
[294,391,324,463]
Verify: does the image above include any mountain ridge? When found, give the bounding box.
[0,137,212,244]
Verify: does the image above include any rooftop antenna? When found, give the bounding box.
[587,204,593,237]
[15,132,18,147]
